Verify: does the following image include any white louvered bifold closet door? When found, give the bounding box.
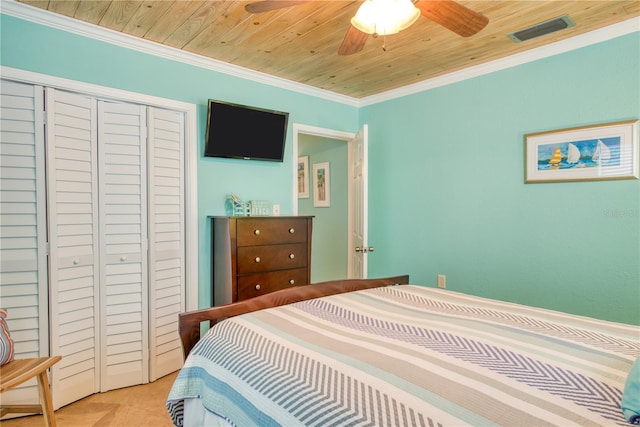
[4,83,187,410]
[147,108,185,381]
[0,80,48,405]
[98,100,149,391]
[45,88,101,408]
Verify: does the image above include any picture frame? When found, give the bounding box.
[312,162,330,207]
[297,156,309,198]
[525,120,639,183]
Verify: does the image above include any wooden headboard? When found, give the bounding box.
[179,275,410,358]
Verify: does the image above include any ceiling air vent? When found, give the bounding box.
[508,15,575,43]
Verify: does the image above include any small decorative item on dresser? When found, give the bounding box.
[226,193,250,216]
[226,194,272,216]
[249,200,272,216]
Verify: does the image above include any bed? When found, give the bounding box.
[167,276,640,426]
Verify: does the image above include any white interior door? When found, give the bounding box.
[46,88,101,408]
[348,125,368,279]
[147,107,186,381]
[98,100,149,391]
[0,80,48,406]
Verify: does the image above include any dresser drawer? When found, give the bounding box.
[236,218,308,246]
[237,243,307,274]
[237,268,308,300]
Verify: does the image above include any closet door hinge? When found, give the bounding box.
[45,242,50,256]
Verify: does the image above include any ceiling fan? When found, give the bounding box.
[244,0,489,55]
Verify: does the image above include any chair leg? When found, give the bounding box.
[36,370,56,427]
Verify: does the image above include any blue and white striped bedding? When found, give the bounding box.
[167,285,640,426]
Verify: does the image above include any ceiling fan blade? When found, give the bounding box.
[245,0,310,14]
[338,25,369,56]
[415,0,488,37]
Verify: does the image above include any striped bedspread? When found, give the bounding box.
[167,285,639,426]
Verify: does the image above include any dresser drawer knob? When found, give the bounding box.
[120,256,127,262]
[255,284,261,290]
[289,228,295,234]
[289,253,295,260]
[254,256,261,263]
[254,229,261,235]
[289,279,295,285]
[73,259,79,265]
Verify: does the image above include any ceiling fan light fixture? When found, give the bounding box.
[351,0,421,36]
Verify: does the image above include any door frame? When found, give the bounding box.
[0,66,199,313]
[292,123,366,278]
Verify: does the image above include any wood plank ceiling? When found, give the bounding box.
[16,0,640,98]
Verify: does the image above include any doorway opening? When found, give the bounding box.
[292,124,367,281]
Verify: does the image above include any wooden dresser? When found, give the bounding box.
[210,216,313,305]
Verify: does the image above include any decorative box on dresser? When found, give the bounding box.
[210,216,313,305]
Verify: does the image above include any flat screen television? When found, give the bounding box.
[204,99,289,162]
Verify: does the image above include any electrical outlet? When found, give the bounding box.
[272,204,280,216]
[437,274,446,289]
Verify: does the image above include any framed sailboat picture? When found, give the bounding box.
[525,120,639,183]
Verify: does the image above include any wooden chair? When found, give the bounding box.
[0,356,62,427]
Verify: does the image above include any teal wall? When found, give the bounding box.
[0,14,359,308]
[363,33,640,325]
[298,135,348,282]
[1,13,638,324]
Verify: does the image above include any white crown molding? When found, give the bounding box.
[2,0,638,108]
[0,0,360,107]
[0,65,201,115]
[360,16,640,106]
